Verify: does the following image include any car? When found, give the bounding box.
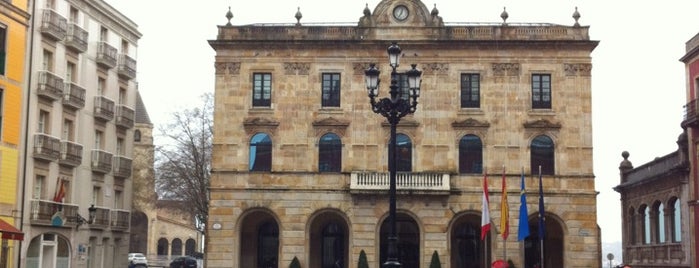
[128,253,148,267]
[169,256,198,268]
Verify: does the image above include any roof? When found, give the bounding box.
[0,219,24,241]
[135,91,152,125]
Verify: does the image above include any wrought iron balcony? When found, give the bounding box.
[33,133,61,161]
[90,206,110,229]
[65,23,88,53]
[40,9,66,41]
[113,156,132,178]
[350,172,450,195]
[94,96,115,121]
[117,54,137,80]
[62,82,86,109]
[37,71,64,101]
[682,99,699,128]
[91,149,112,174]
[96,41,117,68]
[110,209,130,231]
[115,105,135,129]
[29,199,79,227]
[59,140,83,167]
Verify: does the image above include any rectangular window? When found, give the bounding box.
[119,88,126,104]
[66,61,76,83]
[95,130,102,149]
[396,73,410,101]
[0,26,6,75]
[121,40,129,54]
[69,6,79,23]
[114,190,122,209]
[62,119,73,140]
[97,77,105,95]
[92,186,101,206]
[532,74,551,109]
[38,110,49,133]
[100,27,108,42]
[461,73,480,108]
[116,138,123,155]
[252,73,272,107]
[321,73,341,107]
[33,175,45,199]
[42,50,53,71]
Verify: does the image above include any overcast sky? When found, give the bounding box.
[106,0,699,245]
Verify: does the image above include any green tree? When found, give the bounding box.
[429,251,441,268]
[358,250,369,268]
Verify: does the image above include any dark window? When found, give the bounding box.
[253,73,272,107]
[171,238,182,256]
[629,207,637,245]
[321,223,344,268]
[319,133,341,172]
[532,74,551,109]
[460,74,480,108]
[0,26,5,75]
[133,129,141,142]
[459,135,483,174]
[321,73,341,107]
[530,135,554,175]
[258,221,279,268]
[389,134,412,172]
[250,133,272,171]
[185,239,196,256]
[380,214,419,268]
[451,217,489,268]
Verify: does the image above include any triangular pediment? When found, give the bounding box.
[243,117,280,127]
[523,119,561,129]
[451,118,490,128]
[312,117,350,127]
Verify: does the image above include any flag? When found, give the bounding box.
[500,166,509,240]
[481,172,491,241]
[517,169,530,241]
[53,178,65,203]
[538,166,546,240]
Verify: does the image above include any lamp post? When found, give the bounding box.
[365,42,422,268]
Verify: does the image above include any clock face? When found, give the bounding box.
[393,5,409,21]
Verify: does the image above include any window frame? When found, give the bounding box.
[530,135,554,175]
[531,74,552,109]
[249,133,272,172]
[321,73,341,107]
[459,134,483,174]
[318,133,342,172]
[460,73,480,108]
[0,25,6,76]
[252,73,272,107]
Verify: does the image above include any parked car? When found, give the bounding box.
[128,253,148,267]
[169,256,198,268]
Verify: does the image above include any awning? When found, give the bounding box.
[0,219,24,241]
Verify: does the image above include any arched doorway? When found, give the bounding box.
[157,238,169,258]
[379,213,419,268]
[239,210,279,268]
[129,211,148,254]
[524,214,564,268]
[25,233,71,268]
[308,210,349,268]
[171,238,183,256]
[450,213,491,268]
[185,239,196,256]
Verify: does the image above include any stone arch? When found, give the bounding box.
[238,208,280,268]
[378,211,421,268]
[306,208,351,268]
[448,211,492,268]
[129,210,148,253]
[525,212,565,268]
[157,238,169,256]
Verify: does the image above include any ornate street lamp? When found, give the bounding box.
[365,42,422,268]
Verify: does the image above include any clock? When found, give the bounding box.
[393,5,409,21]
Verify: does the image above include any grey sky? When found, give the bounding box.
[107,0,699,244]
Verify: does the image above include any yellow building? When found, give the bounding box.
[0,0,29,267]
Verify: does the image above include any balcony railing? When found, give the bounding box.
[94,96,115,121]
[117,54,137,80]
[65,23,88,52]
[111,209,130,231]
[682,99,698,128]
[91,149,112,174]
[33,133,61,161]
[59,141,82,167]
[37,71,64,101]
[90,206,110,229]
[29,199,79,227]
[113,156,132,178]
[40,9,66,41]
[63,82,86,109]
[115,105,135,129]
[96,42,117,68]
[350,172,450,194]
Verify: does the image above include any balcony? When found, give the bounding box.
[37,71,64,101]
[117,54,137,80]
[96,42,117,69]
[40,9,67,41]
[90,206,110,229]
[682,99,699,128]
[65,23,88,53]
[94,96,115,121]
[59,141,82,167]
[350,172,450,195]
[29,199,79,227]
[91,149,112,174]
[115,105,135,129]
[33,133,61,161]
[62,82,86,109]
[113,156,132,178]
[111,209,130,231]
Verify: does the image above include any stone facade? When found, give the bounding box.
[207,0,600,267]
[680,31,699,267]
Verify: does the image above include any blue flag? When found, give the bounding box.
[517,169,530,241]
[538,167,545,240]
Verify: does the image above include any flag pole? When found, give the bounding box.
[501,165,507,262]
[539,165,545,268]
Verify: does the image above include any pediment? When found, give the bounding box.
[523,119,561,129]
[243,117,280,127]
[312,117,350,127]
[381,117,419,128]
[360,0,443,27]
[451,118,490,128]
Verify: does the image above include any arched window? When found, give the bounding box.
[641,206,650,244]
[321,223,345,268]
[389,134,412,172]
[185,239,196,256]
[628,207,637,245]
[459,135,483,174]
[258,221,279,268]
[250,133,272,171]
[655,202,665,243]
[530,135,554,175]
[671,198,682,242]
[134,129,141,142]
[380,213,419,268]
[171,238,183,256]
[319,133,342,172]
[451,215,489,268]
[157,238,169,256]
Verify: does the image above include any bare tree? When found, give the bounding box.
[155,93,212,233]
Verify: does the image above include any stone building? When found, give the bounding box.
[18,0,140,267]
[614,135,691,267]
[680,31,699,266]
[207,0,600,267]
